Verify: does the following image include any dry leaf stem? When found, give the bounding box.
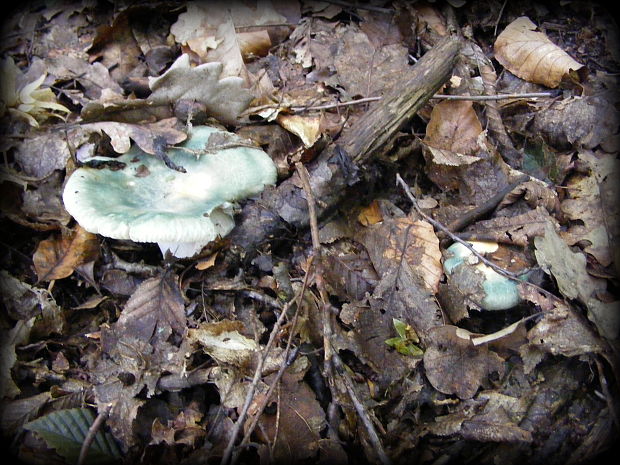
[296,162,393,465]
[77,403,113,465]
[441,174,531,236]
[222,254,314,465]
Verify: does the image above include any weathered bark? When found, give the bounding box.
[230,35,462,253]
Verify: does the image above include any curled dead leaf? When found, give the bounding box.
[33,225,99,282]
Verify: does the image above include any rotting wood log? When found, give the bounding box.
[229,35,462,254]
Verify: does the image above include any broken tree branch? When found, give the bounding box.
[229,35,462,254]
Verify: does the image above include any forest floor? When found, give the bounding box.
[1,1,619,465]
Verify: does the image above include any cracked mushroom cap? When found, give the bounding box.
[62,125,277,257]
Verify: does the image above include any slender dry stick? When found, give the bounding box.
[77,404,113,465]
[231,257,314,464]
[296,162,393,465]
[245,92,555,115]
[220,295,298,465]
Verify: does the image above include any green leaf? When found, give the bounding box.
[24,408,121,465]
[392,318,408,339]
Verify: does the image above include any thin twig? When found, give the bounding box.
[396,173,521,280]
[77,404,113,465]
[431,92,556,101]
[220,295,297,465]
[296,162,393,465]
[244,92,555,116]
[231,257,314,464]
[222,258,313,465]
[396,173,566,303]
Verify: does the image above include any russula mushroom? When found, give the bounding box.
[443,241,523,311]
[63,125,277,258]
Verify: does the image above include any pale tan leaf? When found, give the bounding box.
[424,100,483,155]
[560,150,619,267]
[357,200,384,226]
[148,54,253,124]
[81,118,187,155]
[494,16,584,88]
[188,320,258,368]
[276,114,321,148]
[424,145,481,166]
[534,221,620,339]
[361,216,442,293]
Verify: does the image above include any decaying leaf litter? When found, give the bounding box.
[0,1,618,464]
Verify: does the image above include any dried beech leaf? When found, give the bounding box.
[463,206,558,246]
[424,100,483,155]
[256,371,326,463]
[115,272,186,343]
[188,320,258,369]
[423,325,505,399]
[498,180,559,213]
[324,248,379,301]
[424,145,481,166]
[357,200,384,226]
[276,114,321,148]
[494,16,584,88]
[33,225,99,282]
[360,216,442,293]
[523,302,605,359]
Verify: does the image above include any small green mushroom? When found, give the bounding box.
[63,125,277,258]
[443,241,523,311]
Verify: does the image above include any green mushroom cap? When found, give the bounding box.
[63,125,277,257]
[443,241,523,311]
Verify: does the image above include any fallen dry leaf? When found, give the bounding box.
[560,150,619,268]
[148,54,254,125]
[494,16,584,88]
[357,200,384,226]
[423,325,505,400]
[534,221,620,339]
[323,244,379,301]
[33,225,99,282]
[188,320,258,369]
[81,118,187,154]
[360,215,442,293]
[424,100,483,155]
[115,272,187,343]
[255,370,326,463]
[462,206,558,246]
[275,114,321,148]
